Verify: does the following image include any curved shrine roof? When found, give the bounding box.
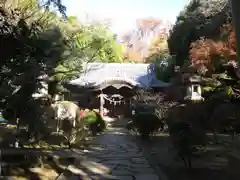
[68,63,170,89]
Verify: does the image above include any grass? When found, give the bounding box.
[0,124,91,179]
[0,123,92,149]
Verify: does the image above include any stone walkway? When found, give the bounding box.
[63,127,160,180]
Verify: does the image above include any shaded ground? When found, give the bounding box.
[0,123,161,180]
[138,132,239,180]
[4,118,240,180]
[61,127,160,179]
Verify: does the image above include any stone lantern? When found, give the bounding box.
[184,75,204,101]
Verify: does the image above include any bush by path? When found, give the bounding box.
[82,109,106,136]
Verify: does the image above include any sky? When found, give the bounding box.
[63,0,189,35]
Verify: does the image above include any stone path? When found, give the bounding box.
[64,127,160,180]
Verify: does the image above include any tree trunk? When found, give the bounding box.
[187,157,192,170]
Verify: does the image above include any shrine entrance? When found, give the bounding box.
[88,79,137,118]
[98,86,134,118]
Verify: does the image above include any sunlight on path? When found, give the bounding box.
[64,127,160,180]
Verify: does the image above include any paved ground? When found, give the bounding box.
[62,127,160,180]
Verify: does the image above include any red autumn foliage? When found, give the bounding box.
[189,24,236,72]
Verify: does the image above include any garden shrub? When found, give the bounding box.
[128,103,163,138]
[209,102,240,140]
[134,104,155,115]
[133,112,161,139]
[83,110,106,135]
[169,121,207,169]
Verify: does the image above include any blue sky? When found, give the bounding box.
[63,0,189,34]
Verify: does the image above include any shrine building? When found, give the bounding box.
[64,63,170,117]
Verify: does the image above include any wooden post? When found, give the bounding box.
[99,93,105,117]
[56,104,61,133]
[230,0,240,63]
[15,118,20,148]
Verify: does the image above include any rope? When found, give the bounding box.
[103,95,125,105]
[97,94,126,105]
